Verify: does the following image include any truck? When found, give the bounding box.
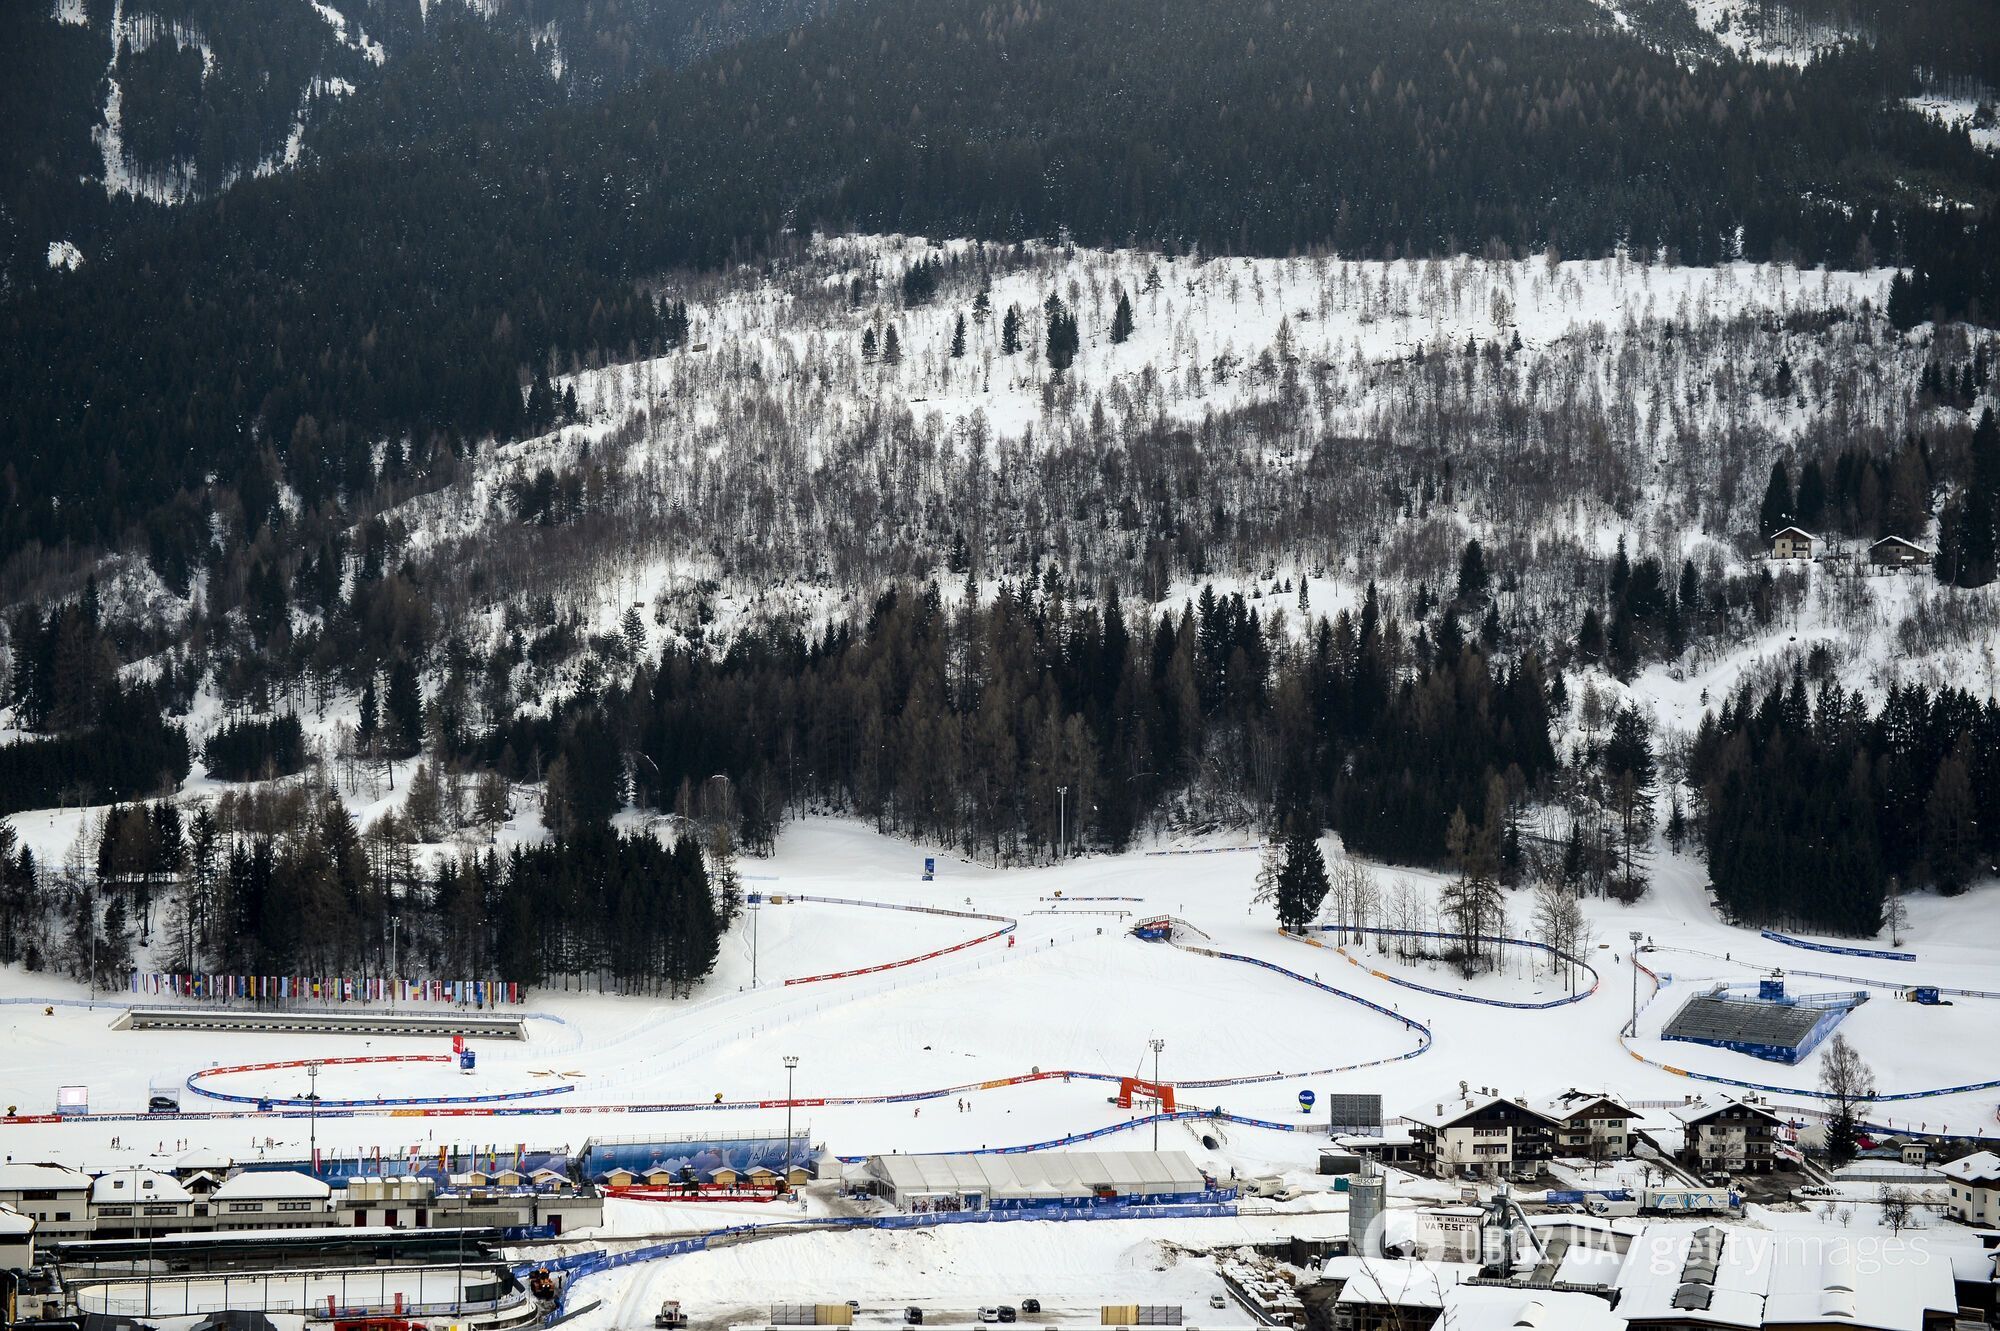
[770,1306,854,1326]
[654,1302,688,1329]
[1584,1197,1639,1218]
[1100,1308,1183,1326]
[1642,1187,1736,1214]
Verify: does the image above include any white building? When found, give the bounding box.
[0,1163,93,1241]
[862,1150,1211,1211]
[0,1202,34,1272]
[1940,1151,2000,1226]
[1427,1285,1623,1331]
[89,1168,194,1236]
[1613,1221,1959,1331]
[1533,1089,1638,1161]
[1404,1094,1558,1181]
[209,1171,333,1229]
[1667,1096,1785,1175]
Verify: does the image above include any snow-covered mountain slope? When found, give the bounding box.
[332,233,1993,742]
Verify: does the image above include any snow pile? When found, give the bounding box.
[46,240,83,270]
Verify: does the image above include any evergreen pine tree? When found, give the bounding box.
[1274,831,1331,933]
[1457,538,1489,600]
[386,659,423,756]
[1759,461,1795,539]
[1001,305,1021,355]
[1577,607,1606,660]
[951,313,966,359]
[1110,290,1134,344]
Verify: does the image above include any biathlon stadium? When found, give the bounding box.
[5,819,1999,1328]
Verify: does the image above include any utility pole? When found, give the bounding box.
[782,1055,800,1193]
[751,899,761,989]
[1057,785,1069,860]
[306,1061,323,1170]
[1627,931,1644,1038]
[1149,1038,1165,1151]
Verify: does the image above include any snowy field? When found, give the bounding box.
[5,818,1997,1170]
[5,822,1999,1318]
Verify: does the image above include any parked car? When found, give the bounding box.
[846,1303,860,1314]
[1209,1295,1227,1310]
[904,1310,924,1325]
[997,1308,1017,1323]
[1019,1300,1040,1315]
[980,1309,1000,1324]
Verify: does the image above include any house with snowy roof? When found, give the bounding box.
[1533,1088,1638,1161]
[1668,1096,1786,1175]
[210,1170,332,1230]
[1768,527,1817,560]
[1404,1094,1559,1182]
[1869,535,1932,569]
[88,1168,194,1237]
[1941,1151,2000,1226]
[0,1163,93,1241]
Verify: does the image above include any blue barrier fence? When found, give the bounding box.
[1310,925,1600,1009]
[1759,930,1915,962]
[1542,1190,1633,1204]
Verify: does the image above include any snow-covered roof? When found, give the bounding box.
[1325,1257,1475,1309]
[1770,526,1818,542]
[1533,1088,1637,1123]
[0,1202,34,1236]
[0,1163,92,1191]
[211,1171,331,1202]
[90,1169,192,1203]
[1431,1285,1623,1331]
[1667,1096,1783,1128]
[177,1148,234,1170]
[867,1150,1206,1200]
[1760,1232,1956,1331]
[1941,1151,2000,1187]
[1615,1222,1954,1331]
[1614,1224,1764,1329]
[1870,535,1929,552]
[1403,1094,1557,1129]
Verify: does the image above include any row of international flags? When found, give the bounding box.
[126,973,524,1004]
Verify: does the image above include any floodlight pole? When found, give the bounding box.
[1149,1038,1166,1151]
[1058,785,1069,860]
[1628,931,1644,1038]
[306,1061,323,1168]
[783,1055,801,1193]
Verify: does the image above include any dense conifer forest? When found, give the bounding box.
[5,0,1998,569]
[2,0,1999,978]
